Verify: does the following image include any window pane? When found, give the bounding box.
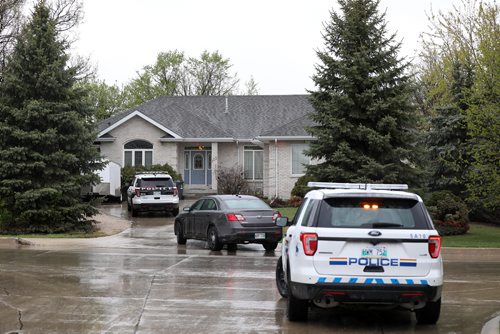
[254,151,263,180]
[244,151,253,179]
[184,152,190,169]
[292,144,309,174]
[135,151,142,166]
[124,151,132,167]
[124,140,153,149]
[193,153,204,170]
[145,151,153,167]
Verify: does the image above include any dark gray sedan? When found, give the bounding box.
[174,195,283,251]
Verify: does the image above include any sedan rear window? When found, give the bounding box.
[317,197,430,229]
[223,198,271,210]
[139,177,174,188]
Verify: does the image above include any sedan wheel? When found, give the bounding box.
[176,223,187,245]
[207,226,223,251]
[263,242,278,251]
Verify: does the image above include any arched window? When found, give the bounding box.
[193,153,204,170]
[124,140,153,167]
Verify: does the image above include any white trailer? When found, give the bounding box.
[82,161,122,202]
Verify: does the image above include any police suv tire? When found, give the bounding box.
[415,298,441,325]
[287,291,308,321]
[176,223,187,245]
[263,242,278,251]
[286,264,308,321]
[207,226,223,251]
[276,256,288,298]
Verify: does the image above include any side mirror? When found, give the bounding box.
[276,217,289,227]
[183,207,191,212]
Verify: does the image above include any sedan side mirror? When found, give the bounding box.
[276,217,289,227]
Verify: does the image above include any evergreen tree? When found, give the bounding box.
[0,1,103,233]
[306,0,417,184]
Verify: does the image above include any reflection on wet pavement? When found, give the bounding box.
[0,202,499,333]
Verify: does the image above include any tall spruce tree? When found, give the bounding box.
[306,0,418,184]
[0,1,103,233]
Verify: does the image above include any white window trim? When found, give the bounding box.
[124,149,154,167]
[290,143,311,177]
[244,147,263,181]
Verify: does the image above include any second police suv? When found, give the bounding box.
[275,182,443,324]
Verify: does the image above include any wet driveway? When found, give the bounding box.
[1,202,499,333]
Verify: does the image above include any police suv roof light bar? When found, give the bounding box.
[135,171,169,175]
[307,182,408,191]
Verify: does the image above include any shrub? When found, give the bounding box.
[291,175,314,198]
[121,163,182,188]
[268,197,288,208]
[289,196,303,208]
[427,191,470,236]
[216,166,249,194]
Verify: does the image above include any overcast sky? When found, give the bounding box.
[71,0,461,95]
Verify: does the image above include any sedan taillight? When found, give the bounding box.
[428,235,442,259]
[227,213,246,222]
[300,232,318,256]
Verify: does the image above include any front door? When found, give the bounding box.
[184,150,212,186]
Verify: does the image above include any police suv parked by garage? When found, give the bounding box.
[275,182,443,324]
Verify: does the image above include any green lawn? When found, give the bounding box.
[275,207,500,248]
[442,224,500,248]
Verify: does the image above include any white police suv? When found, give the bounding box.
[275,182,443,324]
[127,172,180,217]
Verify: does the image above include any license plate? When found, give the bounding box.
[153,191,161,196]
[362,246,387,257]
[255,233,265,240]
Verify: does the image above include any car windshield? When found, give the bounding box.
[316,197,430,229]
[139,177,174,188]
[223,198,271,210]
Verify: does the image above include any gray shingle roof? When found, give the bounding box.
[98,95,314,140]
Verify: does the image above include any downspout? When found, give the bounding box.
[275,138,278,198]
[236,140,240,166]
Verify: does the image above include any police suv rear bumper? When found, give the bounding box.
[289,281,442,303]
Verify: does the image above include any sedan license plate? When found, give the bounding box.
[362,246,387,257]
[255,233,265,240]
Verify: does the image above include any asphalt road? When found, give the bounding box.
[0,201,499,334]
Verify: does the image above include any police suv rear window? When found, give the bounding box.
[316,197,430,229]
[139,177,174,188]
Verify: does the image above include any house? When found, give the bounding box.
[96,95,316,199]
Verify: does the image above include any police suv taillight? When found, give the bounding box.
[300,233,318,256]
[428,235,442,259]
